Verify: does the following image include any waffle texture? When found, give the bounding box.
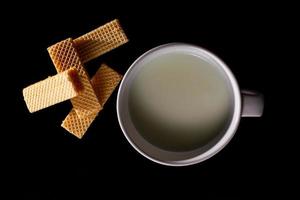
[23,68,82,113]
[62,64,122,138]
[74,19,128,63]
[47,38,102,118]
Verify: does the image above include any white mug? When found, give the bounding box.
[117,43,264,166]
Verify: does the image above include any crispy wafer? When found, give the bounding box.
[23,68,82,113]
[91,63,123,106]
[74,19,128,63]
[47,38,102,118]
[62,64,122,138]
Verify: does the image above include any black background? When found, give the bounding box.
[2,1,296,198]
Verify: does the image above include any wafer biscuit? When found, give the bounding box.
[62,64,122,138]
[74,19,128,63]
[23,68,82,113]
[47,38,102,118]
[61,110,97,139]
[91,64,123,106]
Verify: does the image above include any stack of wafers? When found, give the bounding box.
[23,19,128,138]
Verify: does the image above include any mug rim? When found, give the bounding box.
[117,43,241,166]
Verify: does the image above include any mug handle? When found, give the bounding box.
[241,90,264,117]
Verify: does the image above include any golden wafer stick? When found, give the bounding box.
[23,68,82,113]
[74,19,128,63]
[47,38,102,118]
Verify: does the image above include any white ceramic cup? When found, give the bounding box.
[117,43,264,166]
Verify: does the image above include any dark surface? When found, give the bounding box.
[3,2,294,198]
